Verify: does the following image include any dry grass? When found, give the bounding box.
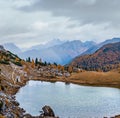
[69,70,120,88]
[34,70,120,88]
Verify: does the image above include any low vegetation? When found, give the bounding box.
[69,70,120,88]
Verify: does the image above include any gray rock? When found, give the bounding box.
[11,100,19,106]
[5,112,15,118]
[42,105,55,117]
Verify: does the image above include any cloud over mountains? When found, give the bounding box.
[0,0,120,48]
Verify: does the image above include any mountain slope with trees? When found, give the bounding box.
[70,42,120,71]
[0,45,22,66]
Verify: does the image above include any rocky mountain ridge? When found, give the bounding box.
[82,37,120,55]
[17,40,96,65]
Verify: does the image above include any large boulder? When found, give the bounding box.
[42,105,55,117]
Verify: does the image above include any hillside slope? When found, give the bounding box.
[70,42,120,71]
[0,45,22,66]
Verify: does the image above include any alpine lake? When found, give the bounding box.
[16,80,120,118]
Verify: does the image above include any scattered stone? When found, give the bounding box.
[11,100,19,106]
[5,112,15,118]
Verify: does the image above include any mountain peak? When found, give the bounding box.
[0,45,5,51]
[3,43,21,54]
[46,38,65,46]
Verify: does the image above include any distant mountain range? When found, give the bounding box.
[30,39,65,50]
[18,40,96,64]
[2,37,120,65]
[81,38,120,55]
[70,42,120,71]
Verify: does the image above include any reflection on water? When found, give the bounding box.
[16,81,120,118]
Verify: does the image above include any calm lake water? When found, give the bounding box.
[16,80,120,118]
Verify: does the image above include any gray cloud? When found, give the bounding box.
[16,0,120,25]
[0,0,120,48]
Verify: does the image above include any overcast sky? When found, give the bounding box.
[0,0,120,48]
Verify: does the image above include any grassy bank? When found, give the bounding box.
[69,70,120,88]
[33,70,120,88]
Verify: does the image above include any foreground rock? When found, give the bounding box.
[0,92,25,117]
[23,106,58,118]
[41,105,57,117]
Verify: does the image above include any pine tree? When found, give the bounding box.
[35,58,38,66]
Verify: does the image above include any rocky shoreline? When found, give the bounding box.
[0,63,59,118]
[0,64,120,118]
[0,75,59,118]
